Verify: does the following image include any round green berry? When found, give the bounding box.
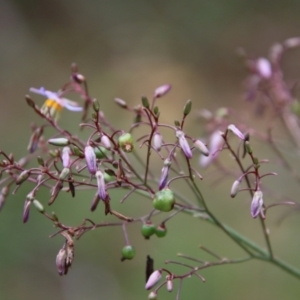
[104,172,114,182]
[141,222,156,239]
[153,188,175,212]
[93,146,107,159]
[155,224,167,238]
[118,133,134,153]
[121,245,136,261]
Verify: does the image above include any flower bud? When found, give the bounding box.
[72,73,85,83]
[230,180,241,198]
[153,132,163,152]
[33,199,45,213]
[194,139,209,156]
[251,190,264,218]
[59,167,70,180]
[84,145,97,175]
[166,279,173,292]
[92,99,100,112]
[145,270,162,290]
[93,146,107,159]
[176,130,192,159]
[153,188,175,212]
[0,186,9,211]
[61,147,71,168]
[118,133,134,153]
[48,138,70,147]
[96,170,107,200]
[16,170,30,185]
[27,127,43,153]
[154,84,171,98]
[114,98,127,108]
[101,135,111,150]
[183,99,192,116]
[141,96,150,108]
[148,292,158,300]
[256,57,272,79]
[23,199,31,223]
[228,124,245,140]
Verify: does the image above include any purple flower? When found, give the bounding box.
[61,147,71,168]
[227,124,245,140]
[84,145,97,175]
[256,57,272,79]
[251,191,264,218]
[159,159,171,190]
[96,170,107,200]
[176,130,192,159]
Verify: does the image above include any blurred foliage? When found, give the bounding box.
[1,0,300,299]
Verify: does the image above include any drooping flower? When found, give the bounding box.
[227,124,245,140]
[61,147,71,168]
[199,131,224,168]
[251,190,264,218]
[95,170,107,200]
[154,84,171,98]
[176,130,192,159]
[145,270,162,290]
[84,145,97,175]
[30,87,83,119]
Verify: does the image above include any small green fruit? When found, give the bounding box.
[121,245,136,261]
[155,224,167,238]
[104,172,114,182]
[153,188,175,212]
[141,222,156,239]
[93,146,108,159]
[118,133,134,153]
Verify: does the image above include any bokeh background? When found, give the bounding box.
[1,0,300,299]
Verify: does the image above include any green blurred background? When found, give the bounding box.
[1,0,300,299]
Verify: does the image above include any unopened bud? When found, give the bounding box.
[228,124,245,140]
[61,147,71,168]
[33,199,45,213]
[101,135,111,150]
[48,138,70,147]
[251,190,264,218]
[256,57,272,79]
[154,84,171,98]
[72,73,85,83]
[194,139,209,156]
[176,130,192,159]
[145,270,162,290]
[84,145,97,175]
[148,291,158,300]
[141,96,150,108]
[183,99,192,116]
[166,279,173,292]
[16,170,30,185]
[59,167,70,180]
[93,99,100,112]
[153,132,163,152]
[23,199,31,223]
[230,180,241,198]
[114,98,127,108]
[283,37,300,49]
[27,127,43,153]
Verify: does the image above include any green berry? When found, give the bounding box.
[141,222,156,239]
[121,245,136,261]
[93,146,107,159]
[153,188,175,212]
[118,133,134,153]
[104,172,114,182]
[155,224,167,238]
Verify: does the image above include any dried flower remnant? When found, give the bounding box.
[30,87,83,119]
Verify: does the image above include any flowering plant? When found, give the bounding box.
[1,38,300,299]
